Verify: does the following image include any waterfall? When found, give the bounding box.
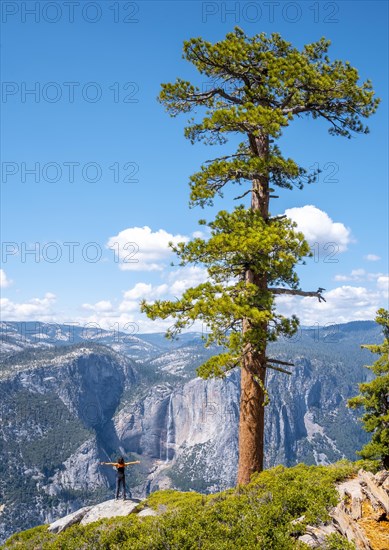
[165,394,174,462]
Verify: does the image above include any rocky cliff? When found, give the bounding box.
[299,469,389,549]
[0,341,137,542]
[4,465,389,549]
[0,320,380,542]
[39,469,389,550]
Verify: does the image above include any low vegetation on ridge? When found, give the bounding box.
[2,461,359,549]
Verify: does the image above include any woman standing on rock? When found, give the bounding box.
[100,457,140,500]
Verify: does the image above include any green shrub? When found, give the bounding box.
[2,461,358,550]
[323,533,356,549]
[2,524,54,548]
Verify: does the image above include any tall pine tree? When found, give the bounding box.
[141,28,379,484]
[348,309,389,469]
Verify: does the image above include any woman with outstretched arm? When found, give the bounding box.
[100,456,140,500]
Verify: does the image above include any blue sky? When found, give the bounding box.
[1,0,388,333]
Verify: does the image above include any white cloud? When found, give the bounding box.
[75,266,209,334]
[377,276,389,297]
[350,269,366,278]
[115,270,208,325]
[333,274,350,282]
[122,282,169,301]
[168,266,208,296]
[119,283,169,313]
[285,205,352,253]
[79,277,387,334]
[0,293,56,321]
[82,300,114,312]
[78,287,174,333]
[275,284,387,325]
[334,269,385,283]
[107,226,188,271]
[0,269,12,288]
[364,254,381,262]
[334,269,366,282]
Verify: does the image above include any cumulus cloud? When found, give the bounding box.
[168,266,208,296]
[275,284,387,326]
[79,284,173,333]
[76,266,209,334]
[334,269,385,283]
[333,275,349,282]
[107,226,188,271]
[82,300,114,312]
[285,205,352,253]
[79,284,168,333]
[0,269,12,288]
[334,269,367,282]
[364,254,381,262]
[0,293,56,321]
[116,270,207,322]
[119,283,169,313]
[122,282,169,301]
[377,276,389,297]
[80,278,388,334]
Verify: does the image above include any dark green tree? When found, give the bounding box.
[141,28,379,484]
[348,309,389,469]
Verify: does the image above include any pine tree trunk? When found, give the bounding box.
[237,133,269,485]
[237,320,267,485]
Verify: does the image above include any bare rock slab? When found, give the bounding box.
[359,470,389,515]
[48,499,142,534]
[337,477,364,520]
[298,470,389,550]
[48,506,92,533]
[80,499,139,525]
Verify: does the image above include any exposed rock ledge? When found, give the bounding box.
[298,470,389,549]
[48,499,156,534]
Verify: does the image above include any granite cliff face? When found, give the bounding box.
[0,321,380,542]
[114,372,241,495]
[0,341,136,542]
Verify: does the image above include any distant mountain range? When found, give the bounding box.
[0,320,381,543]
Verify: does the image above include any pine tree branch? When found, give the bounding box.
[315,109,345,133]
[282,103,320,115]
[204,153,248,164]
[269,215,287,221]
[266,358,295,367]
[234,189,251,200]
[189,48,252,89]
[266,364,292,375]
[188,87,243,105]
[280,90,296,109]
[270,287,326,302]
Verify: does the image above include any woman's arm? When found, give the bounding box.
[100,462,118,466]
[125,461,141,466]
